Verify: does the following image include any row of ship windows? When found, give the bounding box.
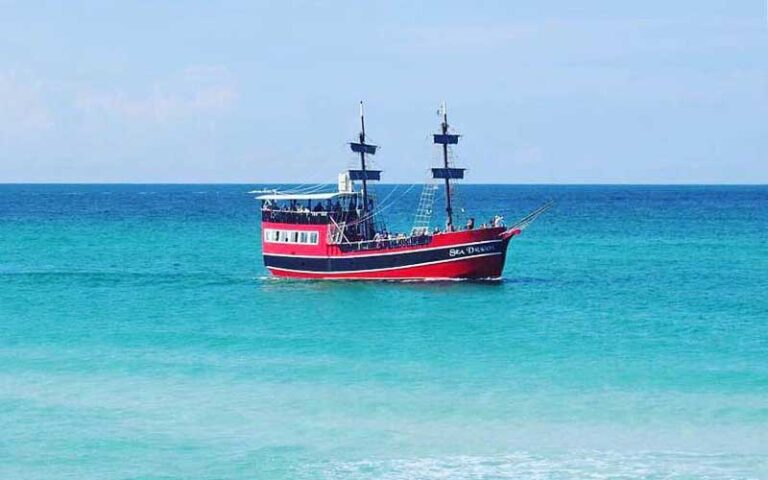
[264,229,319,245]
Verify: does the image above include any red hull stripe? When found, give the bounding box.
[268,252,502,275]
[264,239,502,259]
[264,240,504,273]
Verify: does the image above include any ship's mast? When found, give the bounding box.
[358,101,369,232]
[432,102,464,232]
[440,103,453,230]
[348,101,379,240]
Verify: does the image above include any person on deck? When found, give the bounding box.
[466,218,475,230]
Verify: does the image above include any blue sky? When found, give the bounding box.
[0,0,765,183]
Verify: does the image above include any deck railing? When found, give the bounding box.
[337,234,433,253]
[261,209,333,225]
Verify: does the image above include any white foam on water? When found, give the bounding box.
[306,452,767,480]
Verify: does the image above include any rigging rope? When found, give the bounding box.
[345,183,418,228]
[275,182,315,193]
[508,200,556,231]
[278,183,333,194]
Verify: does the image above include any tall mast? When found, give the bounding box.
[358,101,369,231]
[432,102,465,232]
[440,103,453,230]
[348,101,379,240]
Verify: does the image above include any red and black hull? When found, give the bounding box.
[263,228,514,280]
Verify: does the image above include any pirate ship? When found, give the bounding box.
[256,102,551,280]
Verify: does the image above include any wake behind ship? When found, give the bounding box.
[255,103,551,280]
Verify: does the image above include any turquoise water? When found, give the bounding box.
[1,184,766,479]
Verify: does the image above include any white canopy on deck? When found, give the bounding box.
[252,191,357,201]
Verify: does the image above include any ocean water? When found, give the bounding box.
[0,184,766,479]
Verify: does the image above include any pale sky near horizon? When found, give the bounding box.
[0,1,766,184]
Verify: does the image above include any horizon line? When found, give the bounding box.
[1,182,767,187]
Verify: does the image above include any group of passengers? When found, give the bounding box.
[262,197,375,219]
[363,230,427,249]
[263,197,506,244]
[360,214,505,245]
[463,215,505,230]
[372,231,407,242]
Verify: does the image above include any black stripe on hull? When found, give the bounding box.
[264,240,506,273]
